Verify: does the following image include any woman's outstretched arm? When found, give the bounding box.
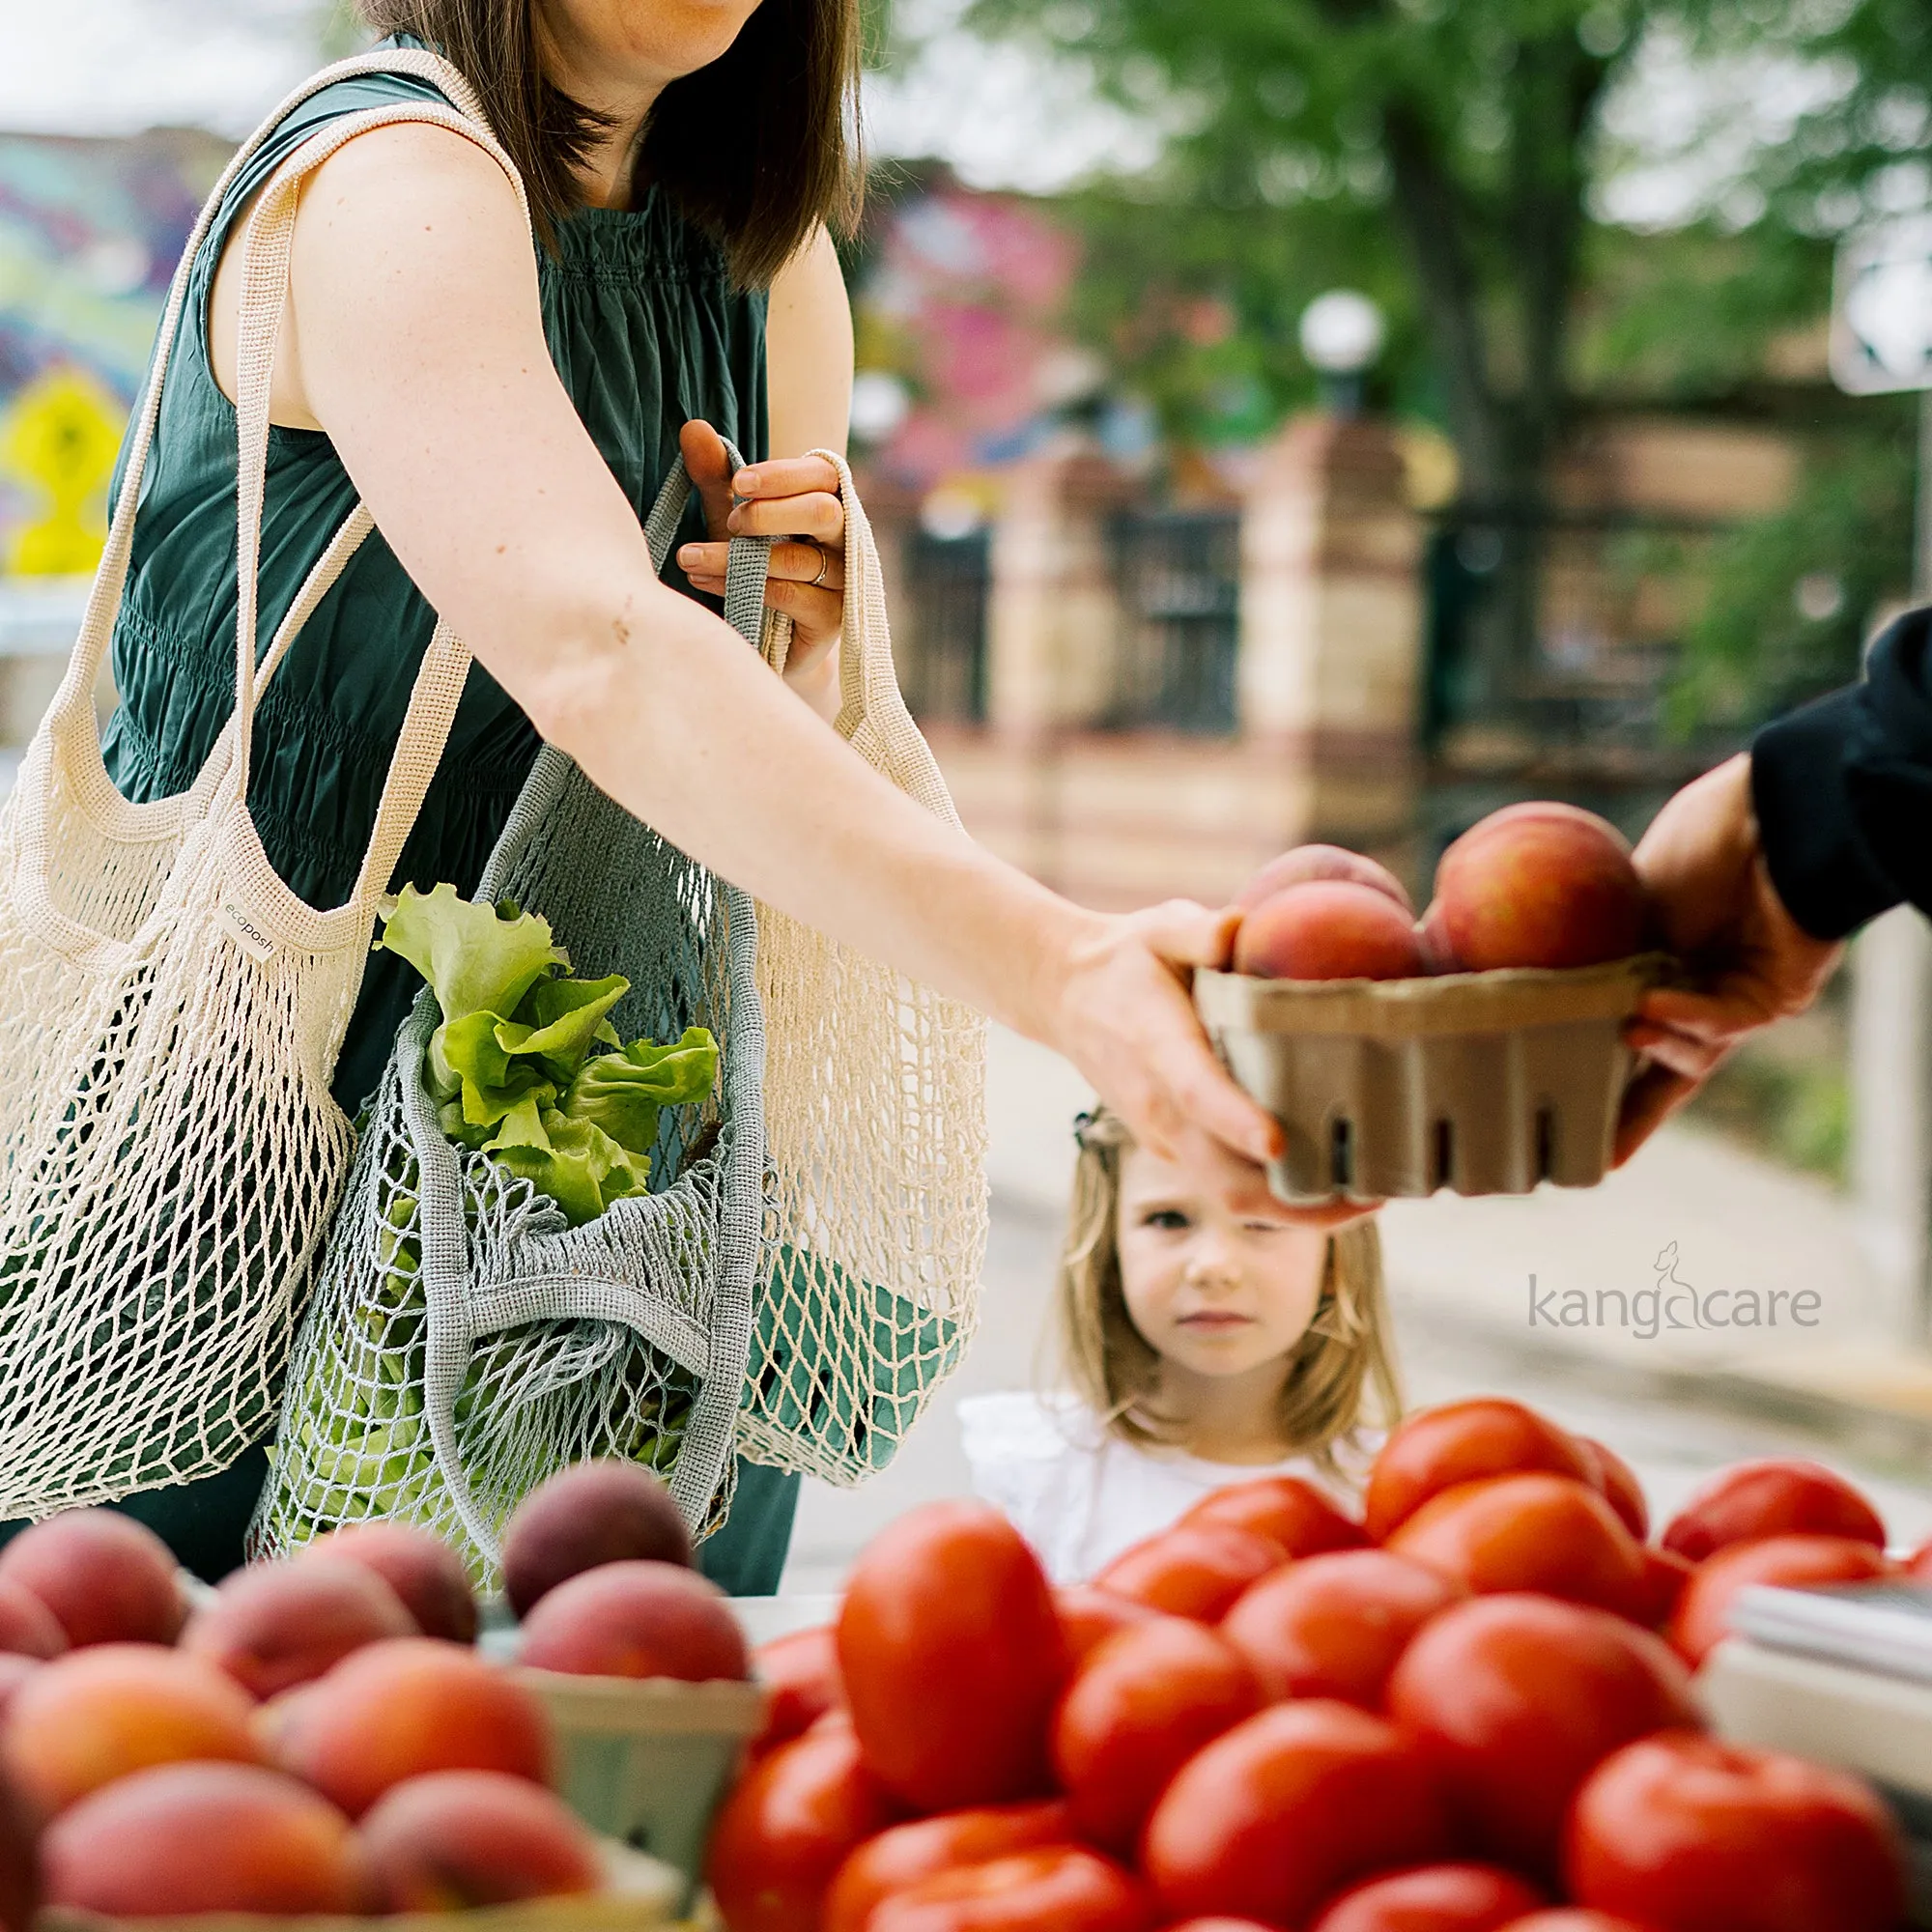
[267,123,1284,1195]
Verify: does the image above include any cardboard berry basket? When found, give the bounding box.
[510,1668,765,1917]
[35,1841,685,1932]
[1196,953,1668,1205]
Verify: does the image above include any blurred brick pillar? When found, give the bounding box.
[971,447,1138,888]
[1238,413,1424,880]
[985,445,1137,736]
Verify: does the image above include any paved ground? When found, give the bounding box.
[780,1027,1932,1594]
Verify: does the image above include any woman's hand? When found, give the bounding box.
[1617,753,1842,1163]
[1046,898,1368,1229]
[678,419,845,721]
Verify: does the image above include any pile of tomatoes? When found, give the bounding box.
[707,1397,1923,1932]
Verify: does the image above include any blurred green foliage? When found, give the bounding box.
[942,0,1932,729]
[1686,1041,1853,1182]
[1668,410,1918,734]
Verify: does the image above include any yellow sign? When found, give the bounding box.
[0,368,127,577]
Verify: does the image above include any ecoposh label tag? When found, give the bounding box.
[218,903,276,964]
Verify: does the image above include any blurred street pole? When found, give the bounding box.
[1831,223,1932,1341]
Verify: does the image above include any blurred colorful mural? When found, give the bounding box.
[854,172,1102,493]
[0,128,227,573]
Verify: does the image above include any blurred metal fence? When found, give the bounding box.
[1105,507,1240,734]
[898,528,990,724]
[1423,511,1739,779]
[1420,509,1748,855]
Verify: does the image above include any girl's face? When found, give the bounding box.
[1114,1140,1331,1383]
[539,0,764,97]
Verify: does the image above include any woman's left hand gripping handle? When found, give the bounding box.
[678,418,845,719]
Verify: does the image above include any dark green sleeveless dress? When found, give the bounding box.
[64,47,801,1587]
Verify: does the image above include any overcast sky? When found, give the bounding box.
[0,0,325,139]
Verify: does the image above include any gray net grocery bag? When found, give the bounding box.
[250,461,771,1575]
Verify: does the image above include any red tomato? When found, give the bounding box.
[752,1626,843,1759]
[1051,1618,1262,1855]
[838,1502,1068,1813]
[822,1801,1073,1932]
[1143,1700,1452,1925]
[1667,1534,1894,1669]
[1184,1476,1368,1558]
[1629,1548,1694,1630]
[1575,1439,1649,1542]
[1094,1524,1287,1623]
[1565,1733,1906,1932]
[1660,1460,1885,1563]
[1385,1474,1648,1618]
[1059,1587,1161,1666]
[1222,1549,1463,1707]
[1307,1862,1548,1932]
[707,1724,902,1932]
[1386,1594,1698,1877]
[867,1846,1154,1932]
[1497,1917,1658,1932]
[1364,1400,1596,1542]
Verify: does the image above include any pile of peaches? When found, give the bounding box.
[1232,806,1649,982]
[0,1461,750,1920]
[714,1401,1915,1932]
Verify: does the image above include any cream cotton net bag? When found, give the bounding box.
[0,50,518,1517]
[741,470,991,1486]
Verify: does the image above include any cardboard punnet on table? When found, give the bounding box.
[1198,954,1662,1204]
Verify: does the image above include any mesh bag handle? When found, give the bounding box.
[39,48,503,860]
[225,114,497,906]
[740,455,990,1483]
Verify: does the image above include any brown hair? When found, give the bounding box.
[1057,1107,1402,1478]
[358,0,864,283]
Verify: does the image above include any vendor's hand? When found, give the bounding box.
[678,419,845,722]
[1617,752,1841,1163]
[1049,899,1375,1230]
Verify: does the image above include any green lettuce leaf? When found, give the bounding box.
[426,1010,510,1107]
[501,974,630,1083]
[490,1110,654,1227]
[379,884,567,1024]
[557,1027,718,1158]
[482,1086,554,1154]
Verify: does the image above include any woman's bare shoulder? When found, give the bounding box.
[210,116,534,428]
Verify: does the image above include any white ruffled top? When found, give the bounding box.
[958,1388,1366,1585]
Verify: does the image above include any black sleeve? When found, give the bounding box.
[1751,607,1932,941]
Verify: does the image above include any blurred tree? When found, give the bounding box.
[1671,412,1916,732]
[957,0,1932,715]
[964,0,1647,706]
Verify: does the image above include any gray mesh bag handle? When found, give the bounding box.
[252,453,774,1575]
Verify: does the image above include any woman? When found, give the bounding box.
[86,0,1289,1588]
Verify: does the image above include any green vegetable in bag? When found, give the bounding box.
[378,885,719,1228]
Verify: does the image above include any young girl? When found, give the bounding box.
[961,1106,1402,1581]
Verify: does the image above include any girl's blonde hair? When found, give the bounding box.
[1057,1107,1402,1474]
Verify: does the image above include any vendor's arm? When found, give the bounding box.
[258,124,1284,1200]
[1749,608,1932,937]
[1621,611,1932,1157]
